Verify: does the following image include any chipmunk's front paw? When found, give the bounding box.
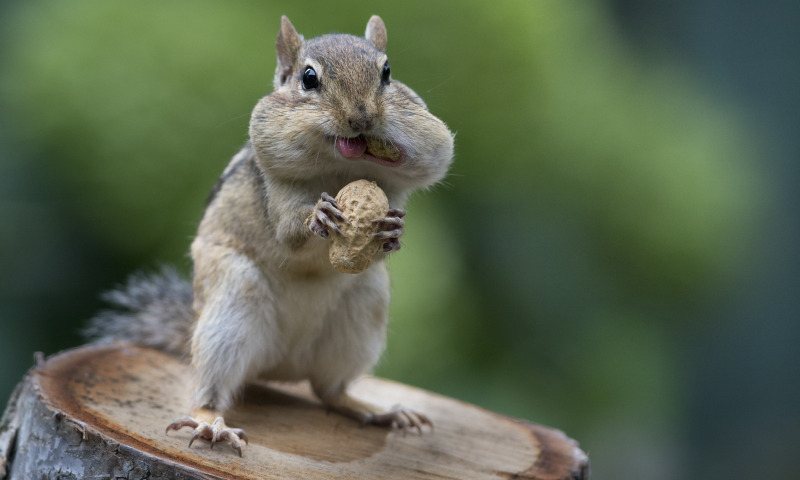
[367,404,432,434]
[371,208,406,252]
[307,192,347,239]
[166,416,248,457]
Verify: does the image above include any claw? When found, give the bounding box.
[368,405,432,435]
[308,192,348,238]
[321,192,346,219]
[166,416,199,434]
[405,410,425,435]
[381,238,401,252]
[371,216,405,228]
[188,424,209,448]
[370,208,405,252]
[315,208,344,235]
[371,228,403,240]
[231,428,249,445]
[387,208,407,218]
[165,415,247,456]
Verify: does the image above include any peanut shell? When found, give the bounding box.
[329,180,389,274]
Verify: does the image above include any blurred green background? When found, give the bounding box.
[1,1,797,478]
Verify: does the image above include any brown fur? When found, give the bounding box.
[90,16,454,453]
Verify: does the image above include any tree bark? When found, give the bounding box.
[0,345,589,479]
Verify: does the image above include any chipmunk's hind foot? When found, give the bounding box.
[167,415,248,457]
[367,405,432,435]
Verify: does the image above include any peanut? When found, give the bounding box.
[329,180,389,274]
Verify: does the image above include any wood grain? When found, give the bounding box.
[0,345,589,479]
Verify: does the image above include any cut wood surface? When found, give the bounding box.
[0,345,589,479]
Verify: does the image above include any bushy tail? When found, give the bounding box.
[84,266,194,358]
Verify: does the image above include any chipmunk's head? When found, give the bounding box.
[251,16,453,191]
[273,16,392,138]
[274,16,387,96]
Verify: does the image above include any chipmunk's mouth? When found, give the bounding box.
[335,135,404,166]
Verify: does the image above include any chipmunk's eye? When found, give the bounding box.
[302,67,319,90]
[381,61,390,85]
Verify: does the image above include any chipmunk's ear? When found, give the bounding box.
[276,16,303,85]
[365,15,387,52]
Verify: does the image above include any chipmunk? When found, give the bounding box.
[85,15,454,456]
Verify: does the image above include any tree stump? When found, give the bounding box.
[0,345,589,479]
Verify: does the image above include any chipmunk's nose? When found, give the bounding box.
[347,101,376,132]
[348,116,373,132]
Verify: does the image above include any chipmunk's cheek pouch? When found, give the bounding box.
[337,137,368,158]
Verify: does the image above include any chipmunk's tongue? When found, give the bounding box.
[337,137,367,158]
